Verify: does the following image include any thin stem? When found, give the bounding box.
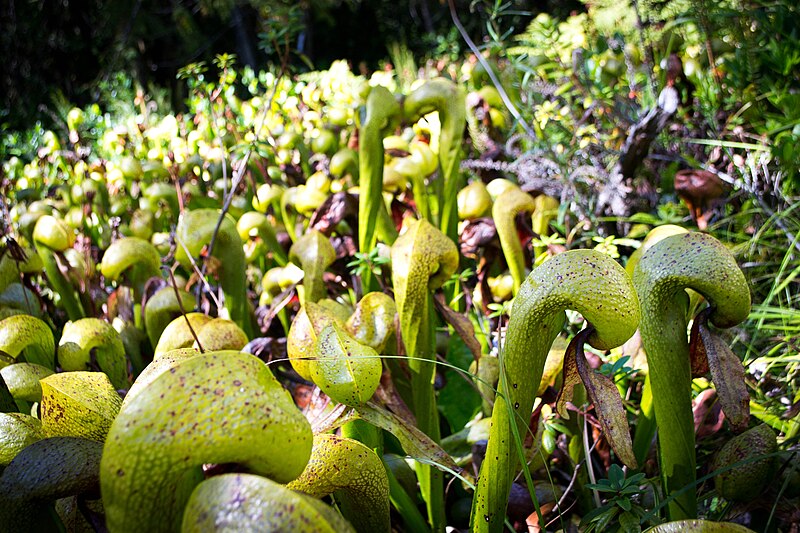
[164,264,203,353]
[447,0,537,140]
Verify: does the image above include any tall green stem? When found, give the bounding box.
[626,224,689,465]
[33,215,85,320]
[175,209,253,337]
[404,78,466,244]
[633,232,750,520]
[470,250,640,532]
[493,187,536,295]
[391,219,458,532]
[289,230,336,304]
[358,85,400,261]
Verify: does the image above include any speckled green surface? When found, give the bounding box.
[288,433,390,533]
[0,436,103,533]
[345,292,396,352]
[287,302,343,381]
[40,371,122,442]
[153,312,213,356]
[100,351,312,533]
[0,363,53,402]
[311,323,381,406]
[712,423,776,501]
[0,412,44,466]
[191,318,249,352]
[634,232,750,520]
[0,314,55,370]
[472,249,640,532]
[183,473,355,533]
[58,318,128,389]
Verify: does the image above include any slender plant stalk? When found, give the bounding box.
[633,232,750,520]
[470,250,640,532]
[392,219,459,532]
[403,78,466,244]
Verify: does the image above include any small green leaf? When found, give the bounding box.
[617,510,640,532]
[617,497,633,512]
[312,323,382,406]
[608,464,624,487]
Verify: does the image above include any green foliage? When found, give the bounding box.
[582,465,653,532]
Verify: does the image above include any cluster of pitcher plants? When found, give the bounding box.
[0,56,794,532]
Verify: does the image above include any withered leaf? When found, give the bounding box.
[555,332,581,419]
[309,192,358,235]
[698,322,750,432]
[355,400,471,483]
[459,217,497,258]
[689,308,711,377]
[433,292,482,364]
[563,327,638,469]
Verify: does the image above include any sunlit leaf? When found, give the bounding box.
[39,371,122,442]
[311,323,382,407]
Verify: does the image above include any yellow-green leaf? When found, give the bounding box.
[287,433,390,533]
[183,473,355,533]
[345,292,396,352]
[0,363,54,402]
[57,318,128,389]
[288,302,344,381]
[0,314,55,370]
[39,371,122,442]
[0,412,44,466]
[312,324,381,406]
